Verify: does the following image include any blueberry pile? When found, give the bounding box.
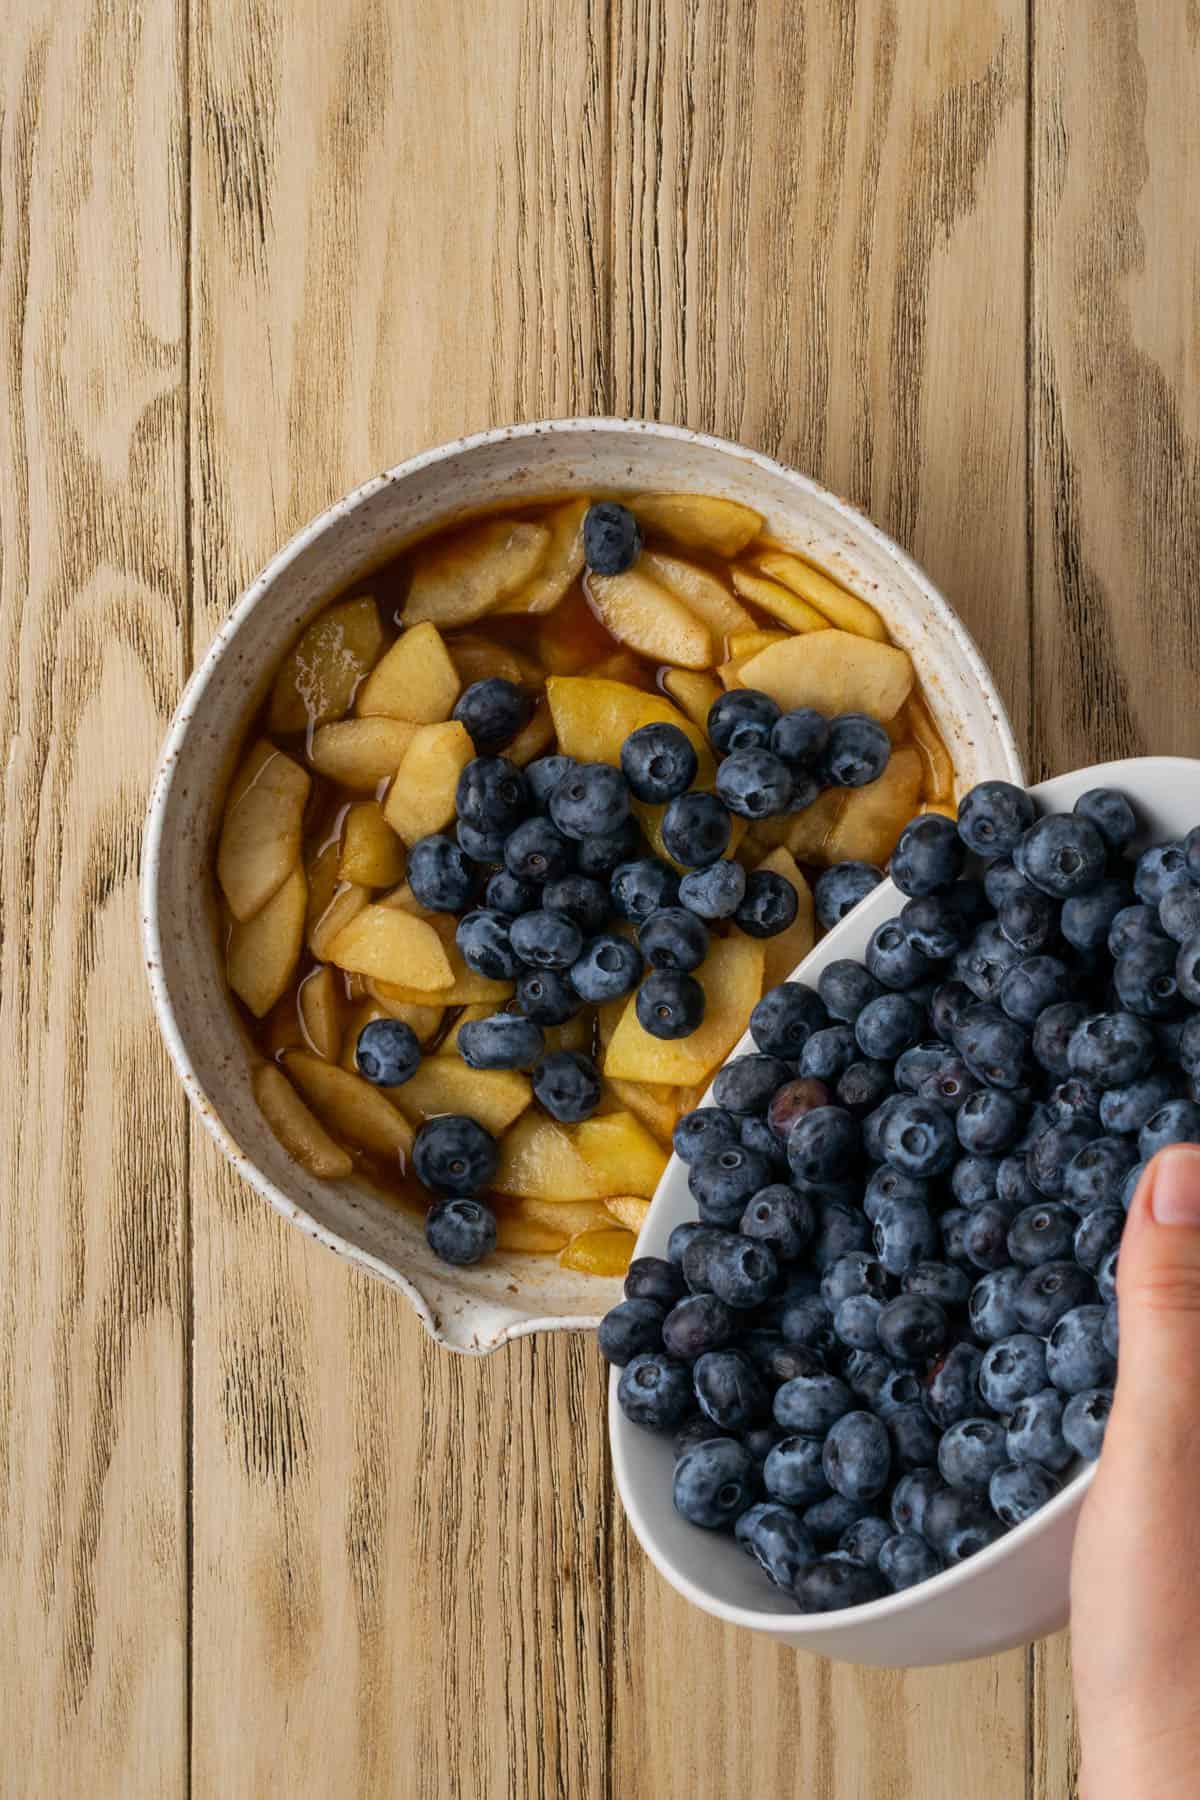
[603,783,1200,1613]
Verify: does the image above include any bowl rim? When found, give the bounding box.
[140,415,1024,1352]
[611,754,1200,1637]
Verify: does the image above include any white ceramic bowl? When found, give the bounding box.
[612,756,1200,1664]
[142,418,1022,1354]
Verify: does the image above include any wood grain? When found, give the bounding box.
[609,4,1030,1793]
[188,3,614,1795]
[0,1,189,1793]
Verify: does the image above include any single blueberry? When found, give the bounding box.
[549,761,631,840]
[639,905,709,973]
[891,813,966,898]
[620,721,698,803]
[794,1557,888,1611]
[1134,841,1191,906]
[407,833,476,912]
[693,1349,770,1430]
[823,713,891,787]
[1099,1073,1177,1136]
[736,870,801,938]
[660,791,733,867]
[570,932,643,1002]
[878,1532,942,1591]
[880,1097,958,1178]
[1114,936,1186,1019]
[1019,813,1107,899]
[712,1054,793,1117]
[1061,878,1134,955]
[637,970,706,1039]
[873,1200,939,1276]
[707,689,782,755]
[957,781,1037,858]
[763,1435,830,1507]
[923,1341,985,1429]
[800,1026,860,1083]
[510,908,584,970]
[597,1297,666,1365]
[751,982,829,1058]
[689,1146,776,1226]
[1014,1261,1096,1335]
[956,920,1024,1004]
[929,978,976,1044]
[1061,1387,1113,1460]
[968,1267,1024,1344]
[774,1370,855,1437]
[425,1197,497,1266]
[956,1088,1026,1156]
[678,859,746,919]
[542,873,609,934]
[1007,1202,1077,1267]
[583,500,642,574]
[855,994,925,1063]
[1074,786,1138,851]
[662,1293,738,1361]
[743,1505,819,1589]
[1006,1387,1073,1473]
[832,1295,883,1349]
[412,1114,498,1196]
[989,1461,1060,1527]
[456,756,530,833]
[740,1185,816,1261]
[1067,1012,1157,1087]
[786,1106,861,1185]
[716,747,795,819]
[819,959,886,1024]
[837,1060,895,1117]
[354,1017,421,1087]
[864,1166,931,1223]
[458,1013,545,1071]
[515,968,581,1026]
[876,1294,948,1365]
[1045,1305,1116,1395]
[815,862,886,931]
[823,1411,892,1501]
[625,1255,687,1308]
[672,1438,757,1527]
[922,1486,1005,1564]
[531,1050,601,1122]
[903,1260,972,1308]
[902,892,973,961]
[997,889,1060,956]
[951,1155,1002,1211]
[772,707,829,767]
[938,1416,1008,1493]
[1063,1136,1140,1212]
[525,753,576,811]
[1138,1098,1200,1160]
[452,678,532,753]
[707,1239,780,1312]
[978,1333,1048,1411]
[485,868,539,917]
[503,816,574,884]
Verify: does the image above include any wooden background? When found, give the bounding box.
[2,0,1197,1793]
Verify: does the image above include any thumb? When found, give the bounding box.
[1110,1144,1200,1438]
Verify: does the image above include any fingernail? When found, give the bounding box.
[1150,1145,1200,1226]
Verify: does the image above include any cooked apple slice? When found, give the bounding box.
[391,1059,531,1135]
[542,1013,594,1056]
[382,720,475,846]
[492,1203,571,1254]
[728,628,790,661]
[825,745,923,866]
[904,693,955,803]
[631,493,763,557]
[253,1063,353,1179]
[738,631,913,722]
[605,1196,651,1233]
[368,939,513,1005]
[306,843,371,960]
[308,718,417,790]
[494,497,589,615]
[586,568,714,669]
[658,671,719,735]
[559,1227,636,1277]
[753,846,816,989]
[754,550,887,641]
[605,1078,679,1144]
[505,700,555,768]
[360,986,445,1042]
[283,1049,413,1161]
[446,633,541,688]
[225,865,306,1017]
[590,650,652,686]
[338,801,406,888]
[777,786,848,867]
[355,621,461,723]
[922,799,957,822]
[604,936,765,1085]
[731,567,826,633]
[297,964,341,1060]
[217,740,310,922]
[326,903,453,990]
[403,518,550,627]
[641,550,754,635]
[575,1113,669,1197]
[494,1113,603,1199]
[517,1196,616,1237]
[268,596,385,732]
[545,677,715,784]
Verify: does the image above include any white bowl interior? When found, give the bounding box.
[143,419,1022,1353]
[612,756,1200,1663]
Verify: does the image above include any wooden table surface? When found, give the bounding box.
[3,1,1198,1793]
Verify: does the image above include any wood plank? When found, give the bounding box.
[609,4,1031,1795]
[0,2,189,1793]
[187,3,612,1794]
[1029,2,1200,1790]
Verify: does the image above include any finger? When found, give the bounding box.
[1111,1144,1200,1438]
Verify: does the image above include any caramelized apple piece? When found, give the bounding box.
[662,669,723,731]
[559,1227,636,1277]
[360,986,446,1042]
[824,745,923,866]
[604,1196,651,1233]
[252,1063,353,1179]
[226,865,307,1017]
[494,497,589,615]
[586,568,714,669]
[604,936,764,1086]
[283,1049,413,1161]
[905,693,955,803]
[382,720,475,845]
[737,631,913,722]
[731,567,826,633]
[217,740,310,922]
[306,843,370,959]
[338,801,406,888]
[308,717,417,790]
[297,964,342,1060]
[605,1078,681,1144]
[326,904,454,990]
[403,519,550,626]
[641,550,754,635]
[355,621,461,723]
[754,550,887,641]
[505,700,556,767]
[492,1204,571,1254]
[268,596,384,732]
[390,1059,531,1135]
[446,633,542,688]
[545,677,715,784]
[631,493,763,557]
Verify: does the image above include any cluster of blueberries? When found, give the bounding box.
[602,781,1200,1613]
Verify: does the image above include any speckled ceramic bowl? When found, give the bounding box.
[141,418,1022,1353]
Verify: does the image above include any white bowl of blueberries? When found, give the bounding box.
[607,756,1200,1665]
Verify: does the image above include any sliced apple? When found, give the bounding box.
[753,550,887,641]
[283,1049,413,1161]
[542,1013,595,1057]
[752,846,816,989]
[326,903,453,990]
[403,518,550,627]
[306,842,371,960]
[217,740,311,922]
[355,621,461,723]
[662,669,723,731]
[505,700,556,768]
[825,745,923,866]
[922,799,957,821]
[546,677,715,784]
[737,631,913,722]
[559,1227,636,1277]
[361,985,446,1042]
[641,550,754,636]
[493,497,589,614]
[338,801,406,888]
[604,935,765,1086]
[605,1077,680,1144]
[779,786,849,867]
[492,1204,571,1254]
[575,1113,669,1197]
[308,717,417,790]
[226,865,306,1017]
[382,720,475,846]
[369,937,513,1005]
[253,1063,353,1179]
[268,596,384,732]
[604,1196,651,1234]
[728,628,790,661]
[904,693,955,803]
[446,633,542,688]
[297,964,341,1060]
[631,493,763,557]
[586,568,714,669]
[731,566,826,633]
[391,1059,531,1136]
[494,1113,603,1200]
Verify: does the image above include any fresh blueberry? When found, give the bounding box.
[1073,1206,1124,1277]
[901,893,973,961]
[870,1368,923,1417]
[742,1505,819,1588]
[412,1114,498,1196]
[1114,936,1185,1018]
[957,782,1037,858]
[672,1108,740,1165]
[1007,1202,1076,1268]
[678,859,746,919]
[838,1516,893,1568]
[873,1201,938,1276]
[823,714,891,787]
[863,919,934,993]
[584,500,642,574]
[801,1495,875,1547]
[548,762,630,841]
[915,1057,980,1117]
[956,1088,1026,1157]
[744,1334,823,1386]
[879,1097,957,1178]
[832,1296,883,1349]
[542,873,609,934]
[456,756,530,835]
[662,1294,737,1360]
[923,1486,1005,1563]
[1073,786,1137,851]
[795,1557,888,1611]
[951,1155,1001,1210]
[892,814,967,898]
[864,1167,931,1223]
[923,1342,985,1429]
[837,1060,895,1117]
[854,994,924,1064]
[989,1461,1060,1527]
[740,1185,816,1262]
[768,1077,834,1141]
[894,1043,953,1094]
[570,932,643,1002]
[573,815,642,876]
[452,678,532,754]
[821,1252,890,1307]
[1047,1076,1104,1127]
[1031,1000,1091,1080]
[888,1403,942,1472]
[1063,1135,1140,1212]
[620,722,698,803]
[841,1349,895,1407]
[525,753,577,811]
[1139,1098,1200,1159]
[660,791,732,867]
[929,979,976,1044]
[965,1201,1024,1271]
[1006,1387,1073,1473]
[786,1107,861,1185]
[903,1260,972,1308]
[876,1294,947,1365]
[455,910,522,980]
[1019,814,1107,899]
[531,1050,601,1122]
[707,689,782,755]
[597,1297,665,1365]
[456,818,507,863]
[818,960,885,1024]
[1045,1305,1116,1395]
[968,1267,1024,1344]
[1026,1118,1103,1200]
[693,1349,769,1430]
[889,1467,944,1538]
[763,1435,830,1506]
[713,1054,792,1117]
[799,1026,860,1083]
[1000,956,1073,1027]
[503,816,574,884]
[1012,1261,1095,1335]
[673,1437,757,1527]
[707,1239,780,1312]
[1096,1247,1119,1305]
[1062,1388,1113,1460]
[739,1115,784,1163]
[985,857,1036,909]
[485,868,539,917]
[938,1208,972,1265]
[625,1256,687,1308]
[777,1293,837,1355]
[997,1154,1041,1212]
[680,1232,743,1298]
[823,1411,891,1501]
[639,906,709,973]
[509,908,583,970]
[751,983,829,1058]
[457,1013,544,1071]
[772,707,829,767]
[997,889,1060,956]
[938,1417,1008,1493]
[956,921,1024,1005]
[666,1220,711,1265]
[736,870,801,938]
[1134,841,1191,905]
[407,834,476,911]
[354,1017,421,1087]
[715,748,794,819]
[774,1370,855,1437]
[515,968,581,1026]
[978,1334,1047,1411]
[1060,879,1133,955]
[1177,931,1200,1006]
[879,1532,942,1591]
[815,862,886,931]
[1067,1012,1156,1088]
[424,1197,497,1265]
[637,970,706,1039]
[689,1146,775,1226]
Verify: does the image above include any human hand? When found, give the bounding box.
[1072,1145,1200,1800]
